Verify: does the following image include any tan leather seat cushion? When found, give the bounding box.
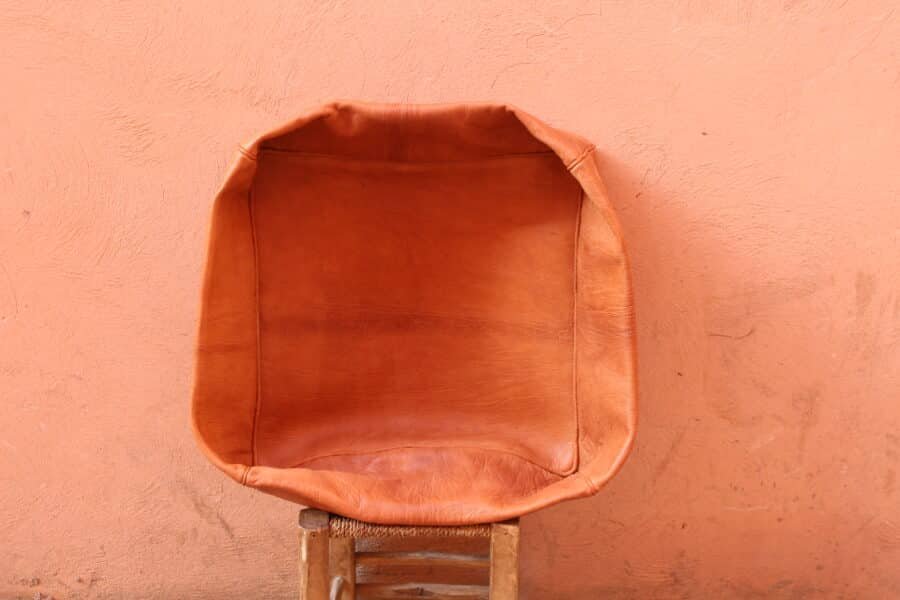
[192,102,637,525]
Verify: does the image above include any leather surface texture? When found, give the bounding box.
[192,101,637,525]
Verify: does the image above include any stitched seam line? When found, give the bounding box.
[570,187,584,476]
[238,145,257,161]
[287,444,566,478]
[578,471,597,493]
[248,183,262,466]
[256,148,557,165]
[567,144,595,172]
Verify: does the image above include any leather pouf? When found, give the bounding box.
[192,102,637,525]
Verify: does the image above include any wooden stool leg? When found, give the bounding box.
[489,520,520,600]
[299,509,330,600]
[329,537,355,600]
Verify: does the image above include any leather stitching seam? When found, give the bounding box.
[568,186,584,477]
[288,444,566,478]
[256,147,557,165]
[566,144,595,172]
[238,145,257,161]
[248,183,262,467]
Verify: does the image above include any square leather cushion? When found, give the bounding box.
[193,103,637,525]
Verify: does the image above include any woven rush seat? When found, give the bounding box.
[328,515,492,539]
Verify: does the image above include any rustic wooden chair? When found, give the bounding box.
[298,509,518,600]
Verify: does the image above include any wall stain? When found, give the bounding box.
[174,476,235,541]
[792,387,822,454]
[654,428,687,481]
[708,325,756,340]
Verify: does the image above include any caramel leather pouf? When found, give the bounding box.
[192,101,637,528]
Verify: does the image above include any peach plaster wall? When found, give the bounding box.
[1,2,898,598]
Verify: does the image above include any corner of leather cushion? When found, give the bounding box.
[189,409,249,483]
[239,464,252,485]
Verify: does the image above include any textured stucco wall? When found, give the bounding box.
[1,2,898,598]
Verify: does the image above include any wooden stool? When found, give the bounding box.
[298,509,520,600]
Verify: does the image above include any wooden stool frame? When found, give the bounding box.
[298,509,520,600]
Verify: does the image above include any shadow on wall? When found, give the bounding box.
[519,146,857,599]
[519,152,751,600]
